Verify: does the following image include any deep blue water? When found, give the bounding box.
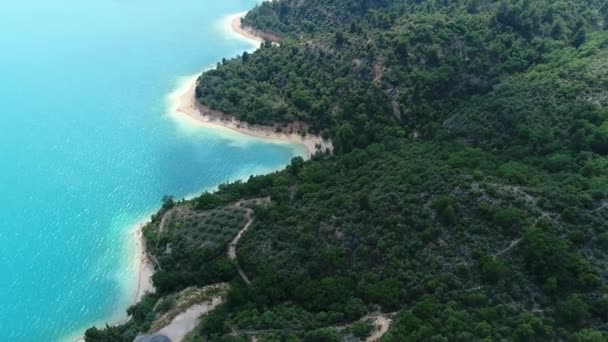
[0,1,299,340]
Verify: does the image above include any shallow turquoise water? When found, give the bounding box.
[0,1,298,340]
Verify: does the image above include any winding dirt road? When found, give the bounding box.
[227,199,268,285]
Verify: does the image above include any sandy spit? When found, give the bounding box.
[228,11,281,43]
[132,223,156,304]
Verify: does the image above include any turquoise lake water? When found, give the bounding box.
[0,1,300,340]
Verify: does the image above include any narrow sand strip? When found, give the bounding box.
[227,12,281,44]
[132,223,155,303]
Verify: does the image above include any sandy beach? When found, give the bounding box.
[132,224,155,303]
[227,11,281,44]
[170,13,333,159]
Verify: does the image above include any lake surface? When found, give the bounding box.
[0,1,299,340]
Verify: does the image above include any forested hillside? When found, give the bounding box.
[88,0,608,341]
[242,0,402,37]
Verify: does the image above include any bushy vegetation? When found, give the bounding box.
[200,0,606,147]
[88,0,608,340]
[146,206,247,294]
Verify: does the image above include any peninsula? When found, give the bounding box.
[169,13,332,159]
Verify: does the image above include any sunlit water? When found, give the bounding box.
[0,1,298,340]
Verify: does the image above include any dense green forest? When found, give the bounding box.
[88,0,608,341]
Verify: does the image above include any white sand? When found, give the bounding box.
[226,11,281,44]
[227,12,263,44]
[132,223,155,303]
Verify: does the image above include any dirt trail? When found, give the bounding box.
[154,198,266,287]
[229,312,393,341]
[158,208,177,234]
[157,297,223,341]
[227,205,253,284]
[227,198,269,285]
[155,206,181,249]
[366,313,393,342]
[228,206,253,259]
[494,238,522,258]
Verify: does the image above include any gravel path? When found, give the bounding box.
[135,297,223,342]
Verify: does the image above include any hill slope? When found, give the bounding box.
[87,0,608,341]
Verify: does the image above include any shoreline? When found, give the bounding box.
[71,8,330,342]
[68,220,156,342]
[170,12,333,159]
[132,223,156,304]
[137,10,309,327]
[227,11,281,44]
